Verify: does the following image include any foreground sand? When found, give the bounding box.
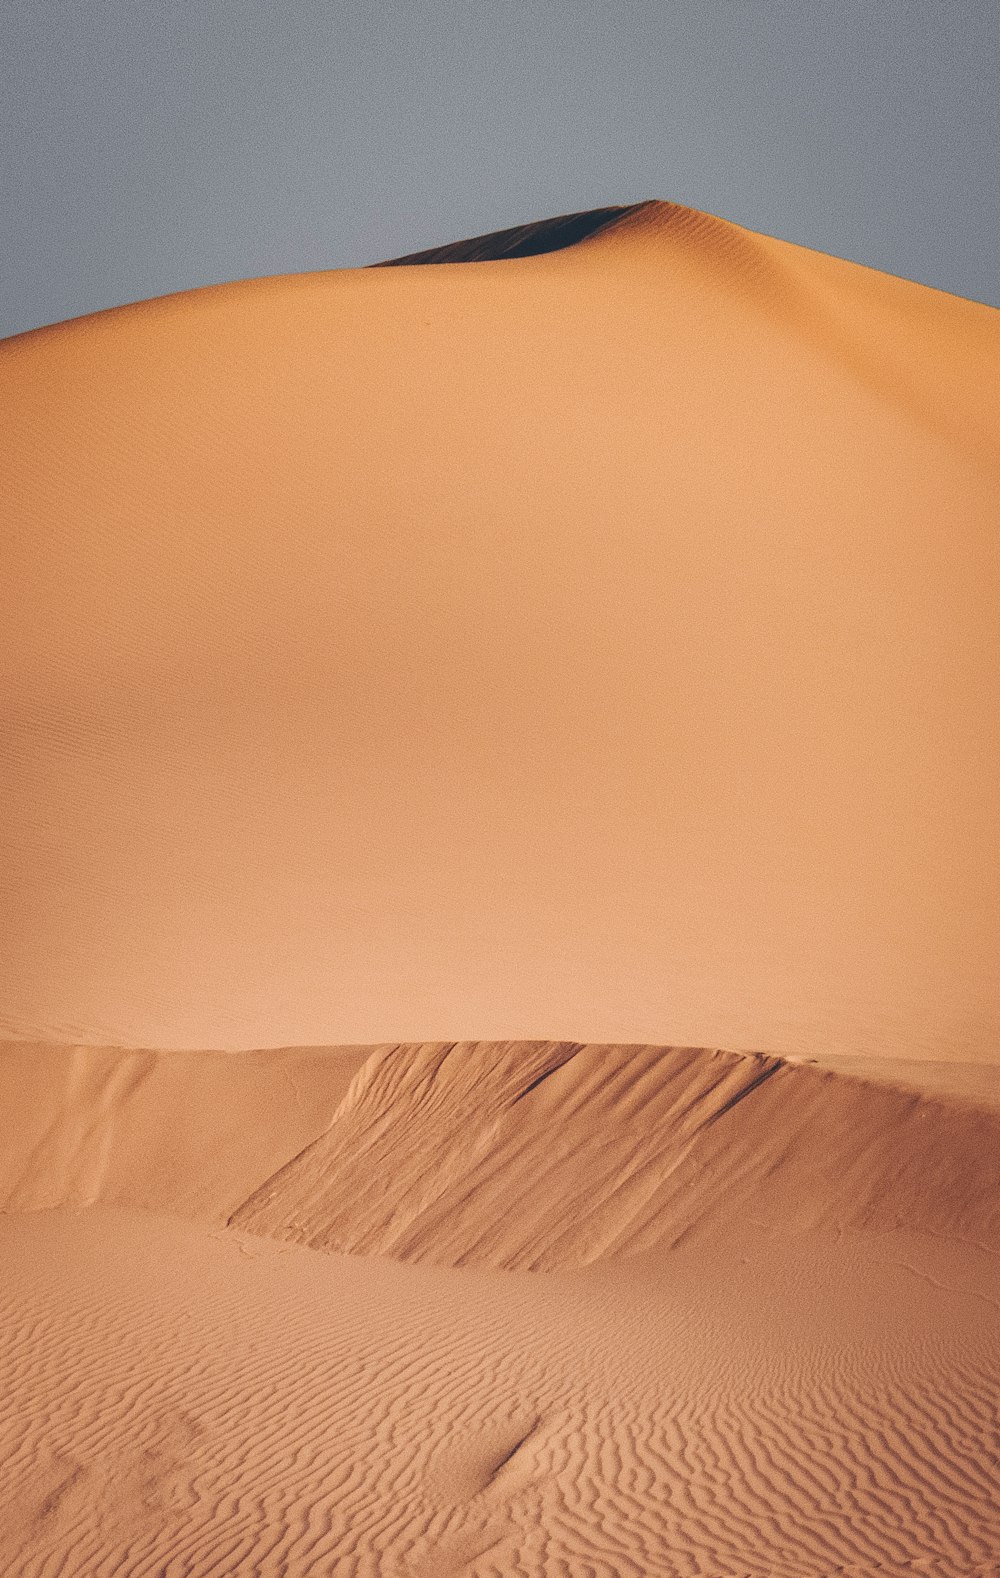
[2,204,999,1572]
[2,1040,1000,1576]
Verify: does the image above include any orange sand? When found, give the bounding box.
[3,201,998,1056]
[1,205,998,1574]
[1,1039,1000,1575]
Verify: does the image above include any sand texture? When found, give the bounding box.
[2,204,999,1572]
[1,1040,1000,1575]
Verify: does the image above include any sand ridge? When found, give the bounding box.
[4,1040,1000,1268]
[373,201,649,265]
[230,1040,1000,1268]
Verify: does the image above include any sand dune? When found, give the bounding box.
[3,1028,990,1262]
[5,1039,998,1262]
[3,200,998,1055]
[2,203,999,1573]
[232,1040,1000,1267]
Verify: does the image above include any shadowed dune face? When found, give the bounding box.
[3,1039,999,1268]
[2,201,999,1055]
[373,202,651,264]
[230,1040,1000,1266]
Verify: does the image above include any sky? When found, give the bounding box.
[2,0,998,339]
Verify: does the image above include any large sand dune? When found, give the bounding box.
[3,200,998,1055]
[2,203,999,1573]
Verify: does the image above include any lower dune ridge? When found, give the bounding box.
[230,1041,1000,1266]
[1,1039,999,1575]
[5,1040,1000,1260]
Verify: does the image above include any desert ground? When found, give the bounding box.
[1,202,998,1575]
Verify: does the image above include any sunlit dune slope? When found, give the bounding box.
[4,206,1000,1578]
[2,201,999,1054]
[3,1039,998,1268]
[0,1042,368,1219]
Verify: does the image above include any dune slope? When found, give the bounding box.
[3,200,998,1055]
[233,1039,1000,1266]
[5,1039,999,1266]
[0,1041,369,1219]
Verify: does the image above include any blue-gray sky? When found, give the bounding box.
[2,0,998,339]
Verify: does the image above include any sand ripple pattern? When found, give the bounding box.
[0,1210,998,1578]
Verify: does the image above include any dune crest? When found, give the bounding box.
[373,201,650,264]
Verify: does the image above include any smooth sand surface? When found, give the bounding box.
[3,200,999,1055]
[2,205,999,1573]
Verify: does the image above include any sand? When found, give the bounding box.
[1,1040,1000,1575]
[1,204,999,1573]
[3,200,998,1056]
